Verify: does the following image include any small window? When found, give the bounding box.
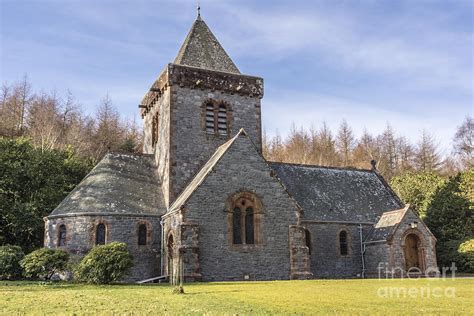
[233,207,242,244]
[339,230,348,256]
[138,224,147,246]
[58,225,66,247]
[96,223,106,245]
[305,229,311,255]
[152,113,159,147]
[203,101,229,136]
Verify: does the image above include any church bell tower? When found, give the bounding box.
[140,15,264,207]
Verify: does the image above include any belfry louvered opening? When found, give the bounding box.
[203,100,229,136]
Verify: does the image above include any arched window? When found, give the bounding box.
[339,230,348,256]
[305,229,311,255]
[203,101,229,136]
[96,223,106,245]
[138,224,147,246]
[58,225,66,247]
[230,193,260,246]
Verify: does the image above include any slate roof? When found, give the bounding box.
[174,16,240,74]
[269,163,403,222]
[364,206,409,242]
[48,153,165,217]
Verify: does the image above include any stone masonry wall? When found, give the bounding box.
[304,222,372,278]
[181,135,299,281]
[143,88,172,206]
[44,214,162,282]
[169,86,262,203]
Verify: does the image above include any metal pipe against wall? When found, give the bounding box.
[359,224,366,279]
[160,218,164,276]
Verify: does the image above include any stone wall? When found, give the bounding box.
[168,85,262,202]
[176,135,300,281]
[143,87,172,207]
[304,222,372,278]
[44,214,162,282]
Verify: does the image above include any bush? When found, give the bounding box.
[458,239,474,273]
[20,248,69,280]
[0,245,25,279]
[75,242,133,284]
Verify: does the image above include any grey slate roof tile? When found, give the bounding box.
[174,16,240,74]
[49,153,165,216]
[269,162,403,222]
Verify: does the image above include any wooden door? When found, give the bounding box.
[404,234,420,270]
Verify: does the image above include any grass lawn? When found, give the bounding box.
[1,278,473,315]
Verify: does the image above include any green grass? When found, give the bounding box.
[0,279,473,315]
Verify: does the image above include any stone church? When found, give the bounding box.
[44,15,438,282]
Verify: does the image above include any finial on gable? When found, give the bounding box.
[370,159,377,171]
[197,1,201,18]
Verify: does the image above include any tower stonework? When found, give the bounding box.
[141,17,264,206]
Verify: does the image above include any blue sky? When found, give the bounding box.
[1,0,472,153]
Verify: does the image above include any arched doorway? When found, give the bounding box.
[404,233,420,271]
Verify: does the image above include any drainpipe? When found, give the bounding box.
[359,224,366,279]
[160,218,164,276]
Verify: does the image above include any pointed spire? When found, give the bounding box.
[174,17,240,74]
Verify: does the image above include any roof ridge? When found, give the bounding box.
[269,161,373,173]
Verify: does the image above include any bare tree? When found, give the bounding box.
[336,119,355,167]
[414,130,442,172]
[453,116,473,169]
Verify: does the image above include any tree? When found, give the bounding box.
[378,124,398,179]
[93,94,123,160]
[425,169,473,242]
[312,122,338,166]
[336,119,355,167]
[414,130,442,172]
[390,172,445,219]
[453,116,473,169]
[0,138,92,251]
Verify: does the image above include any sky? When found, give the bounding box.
[1,0,472,154]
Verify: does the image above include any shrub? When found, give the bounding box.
[0,245,25,279]
[458,239,474,273]
[75,242,133,284]
[20,248,69,280]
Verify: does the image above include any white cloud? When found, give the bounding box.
[213,3,472,93]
